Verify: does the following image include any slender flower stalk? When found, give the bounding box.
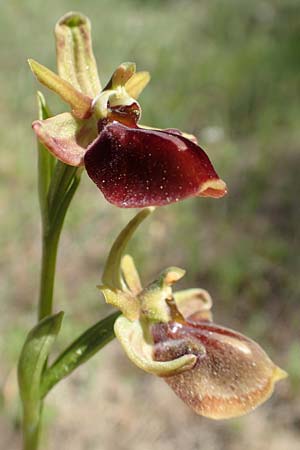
[21,402,43,450]
[38,232,59,320]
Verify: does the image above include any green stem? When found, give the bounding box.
[38,168,81,321]
[22,170,81,450]
[38,231,60,320]
[22,229,59,450]
[20,93,81,450]
[22,402,43,450]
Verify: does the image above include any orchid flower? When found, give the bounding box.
[99,208,287,419]
[29,12,227,208]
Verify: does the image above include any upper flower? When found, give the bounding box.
[29,12,227,208]
[98,208,287,419]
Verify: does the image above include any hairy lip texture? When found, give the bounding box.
[84,122,227,207]
[151,320,284,419]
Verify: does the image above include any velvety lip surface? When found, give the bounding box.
[151,320,285,419]
[84,122,227,207]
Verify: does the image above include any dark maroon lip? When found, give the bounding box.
[84,121,226,208]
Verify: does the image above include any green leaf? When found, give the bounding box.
[41,311,120,397]
[47,160,76,207]
[50,168,82,233]
[45,157,83,236]
[36,91,55,227]
[18,312,64,405]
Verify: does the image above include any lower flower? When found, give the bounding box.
[99,208,287,420]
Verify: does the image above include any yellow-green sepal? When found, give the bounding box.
[125,71,151,99]
[102,207,155,290]
[98,285,140,321]
[28,59,92,119]
[55,12,102,97]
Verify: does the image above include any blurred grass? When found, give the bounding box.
[0,0,300,448]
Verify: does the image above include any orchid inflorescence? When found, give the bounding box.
[18,10,286,450]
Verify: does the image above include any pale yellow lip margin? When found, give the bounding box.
[198,179,228,197]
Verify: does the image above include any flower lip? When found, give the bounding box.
[84,122,227,208]
[151,319,287,419]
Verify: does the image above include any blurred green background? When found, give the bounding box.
[1,0,299,449]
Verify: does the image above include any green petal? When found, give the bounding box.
[114,315,196,376]
[32,112,97,166]
[125,71,151,99]
[55,12,101,97]
[104,62,136,91]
